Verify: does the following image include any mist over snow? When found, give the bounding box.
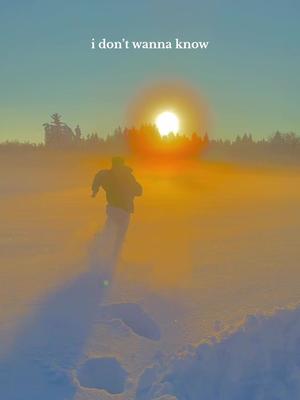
[1,153,300,399]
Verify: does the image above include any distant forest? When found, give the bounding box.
[1,113,299,163]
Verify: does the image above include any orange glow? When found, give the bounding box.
[127,80,211,137]
[127,125,208,160]
[126,80,211,160]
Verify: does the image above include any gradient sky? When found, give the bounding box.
[0,0,299,142]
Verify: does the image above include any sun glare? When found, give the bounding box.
[155,111,180,137]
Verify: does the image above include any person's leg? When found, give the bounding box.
[93,206,119,284]
[107,207,130,259]
[115,211,130,255]
[90,206,117,274]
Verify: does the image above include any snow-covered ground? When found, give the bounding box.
[135,306,300,400]
[0,153,300,399]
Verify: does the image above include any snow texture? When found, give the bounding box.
[138,306,300,400]
[0,230,116,400]
[98,303,161,341]
[1,208,300,399]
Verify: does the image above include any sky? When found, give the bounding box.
[0,0,299,142]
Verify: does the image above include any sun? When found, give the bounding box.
[155,111,180,137]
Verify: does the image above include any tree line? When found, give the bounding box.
[0,114,299,163]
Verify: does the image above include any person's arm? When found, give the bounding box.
[91,170,105,197]
[131,175,143,197]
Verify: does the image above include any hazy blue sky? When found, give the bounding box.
[0,0,299,142]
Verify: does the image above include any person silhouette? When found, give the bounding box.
[91,157,143,264]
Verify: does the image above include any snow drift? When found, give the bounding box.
[138,306,300,400]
